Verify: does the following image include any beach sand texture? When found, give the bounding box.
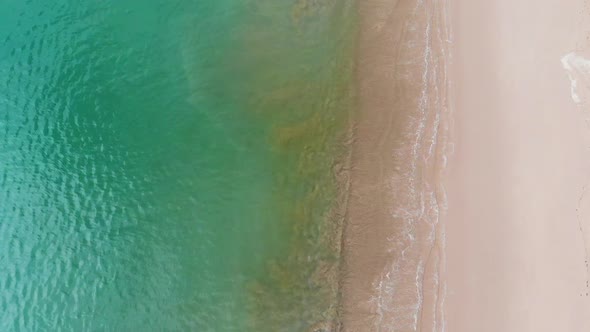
[445,0,590,331]
[343,0,590,330]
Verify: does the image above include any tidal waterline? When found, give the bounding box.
[0,0,356,331]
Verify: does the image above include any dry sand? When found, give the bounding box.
[444,0,590,331]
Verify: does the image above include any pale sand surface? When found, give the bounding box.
[445,0,590,331]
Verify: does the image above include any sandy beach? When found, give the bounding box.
[342,0,590,330]
[445,0,590,330]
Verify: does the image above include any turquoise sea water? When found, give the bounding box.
[0,1,356,331]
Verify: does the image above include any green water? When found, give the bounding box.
[0,0,356,330]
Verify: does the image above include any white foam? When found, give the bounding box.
[561,52,590,104]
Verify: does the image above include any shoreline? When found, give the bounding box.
[339,0,452,330]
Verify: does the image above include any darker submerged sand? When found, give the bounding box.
[339,0,451,331]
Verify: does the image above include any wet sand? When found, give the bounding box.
[340,0,450,330]
[444,0,590,330]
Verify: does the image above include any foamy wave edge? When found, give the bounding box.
[368,1,454,331]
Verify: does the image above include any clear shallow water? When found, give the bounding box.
[0,1,356,331]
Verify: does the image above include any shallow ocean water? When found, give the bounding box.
[0,0,356,331]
